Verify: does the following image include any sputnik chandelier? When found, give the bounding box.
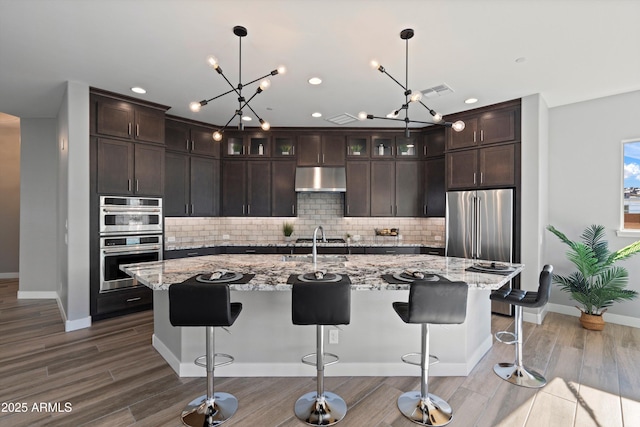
[189,25,285,141]
[358,28,465,137]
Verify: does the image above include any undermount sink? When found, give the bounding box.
[282,254,348,263]
[295,238,346,244]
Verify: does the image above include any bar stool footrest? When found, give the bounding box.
[194,353,234,369]
[401,352,439,366]
[494,331,517,345]
[301,352,339,367]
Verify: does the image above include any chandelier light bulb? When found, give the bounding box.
[206,55,219,69]
[452,120,466,132]
[189,102,202,112]
[409,91,422,103]
[259,79,271,90]
[386,110,400,119]
[432,112,442,122]
[260,119,271,131]
[370,60,379,69]
[277,65,286,75]
[357,111,368,121]
[212,131,223,141]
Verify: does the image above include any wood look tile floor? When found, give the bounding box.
[1,278,639,427]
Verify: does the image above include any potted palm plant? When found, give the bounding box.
[547,224,640,330]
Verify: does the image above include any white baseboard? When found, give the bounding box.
[0,272,19,279]
[17,290,91,331]
[152,334,482,378]
[547,303,640,329]
[65,316,92,332]
[17,290,58,299]
[523,306,549,325]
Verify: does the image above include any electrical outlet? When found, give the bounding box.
[222,234,230,240]
[329,329,339,344]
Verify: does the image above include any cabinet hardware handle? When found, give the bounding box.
[242,204,245,215]
[391,146,394,156]
[136,124,139,137]
[480,130,484,141]
[473,172,477,184]
[347,205,350,215]
[473,131,476,142]
[191,140,195,151]
[245,249,256,253]
[317,153,320,164]
[191,204,194,215]
[247,204,251,215]
[126,297,141,303]
[385,250,395,253]
[390,205,393,214]
[185,204,189,214]
[128,179,131,192]
[187,252,199,256]
[292,205,295,215]
[480,172,483,184]
[424,205,427,216]
[323,153,325,163]
[186,139,190,151]
[128,123,132,136]
[136,179,139,192]
[424,146,427,156]
[292,146,295,155]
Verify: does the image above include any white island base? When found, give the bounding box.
[151,287,493,378]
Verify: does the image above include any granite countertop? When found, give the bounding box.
[121,254,523,292]
[165,240,445,251]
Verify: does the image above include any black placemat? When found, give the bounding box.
[182,273,255,285]
[381,274,450,284]
[465,266,513,276]
[287,274,352,285]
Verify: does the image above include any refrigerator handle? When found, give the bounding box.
[476,196,482,259]
[471,196,477,259]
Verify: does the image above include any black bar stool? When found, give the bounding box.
[490,265,553,388]
[292,281,351,426]
[393,281,468,426]
[169,281,243,426]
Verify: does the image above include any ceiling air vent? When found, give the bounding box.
[325,113,358,125]
[420,83,454,99]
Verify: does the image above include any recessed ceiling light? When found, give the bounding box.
[465,98,478,104]
[308,77,322,85]
[311,112,322,118]
[242,116,252,121]
[515,57,526,63]
[131,87,146,94]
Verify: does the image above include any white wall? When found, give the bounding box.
[520,94,549,300]
[0,113,20,277]
[547,89,640,325]
[18,118,58,294]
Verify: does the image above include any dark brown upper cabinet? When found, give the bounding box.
[297,134,345,166]
[445,102,519,150]
[221,160,271,216]
[422,127,446,158]
[223,132,271,158]
[96,138,164,196]
[165,118,219,157]
[345,161,370,216]
[370,160,421,217]
[271,160,297,217]
[94,95,165,145]
[165,152,219,217]
[446,144,516,190]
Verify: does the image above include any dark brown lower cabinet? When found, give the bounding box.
[271,160,297,216]
[345,161,370,216]
[221,160,271,216]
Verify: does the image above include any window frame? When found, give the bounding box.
[619,138,640,236]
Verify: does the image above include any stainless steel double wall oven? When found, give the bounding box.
[99,196,163,292]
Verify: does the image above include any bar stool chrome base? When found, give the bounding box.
[180,393,238,427]
[397,391,452,426]
[493,362,547,388]
[294,391,347,426]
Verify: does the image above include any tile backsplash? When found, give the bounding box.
[165,193,444,249]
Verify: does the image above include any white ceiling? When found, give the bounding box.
[1,0,639,130]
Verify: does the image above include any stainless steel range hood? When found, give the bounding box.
[295,167,346,192]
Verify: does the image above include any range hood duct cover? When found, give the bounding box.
[295,167,346,192]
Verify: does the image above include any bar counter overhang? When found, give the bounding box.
[121,254,523,377]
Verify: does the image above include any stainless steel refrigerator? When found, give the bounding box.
[446,189,514,315]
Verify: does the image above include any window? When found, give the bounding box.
[623,140,640,230]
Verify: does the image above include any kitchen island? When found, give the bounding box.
[122,254,522,377]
